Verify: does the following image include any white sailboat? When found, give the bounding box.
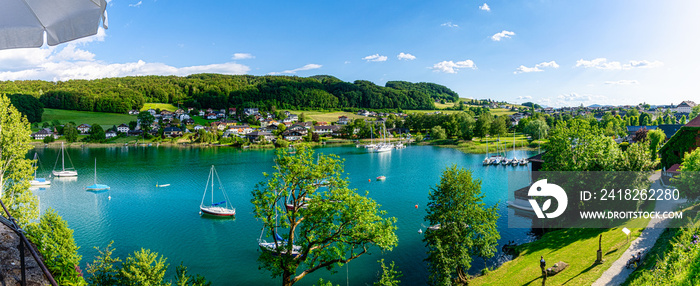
[52,142,78,177]
[511,133,519,166]
[483,141,491,165]
[369,123,392,153]
[85,158,110,191]
[30,153,51,186]
[199,165,235,217]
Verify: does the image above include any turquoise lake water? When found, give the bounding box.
[32,145,536,285]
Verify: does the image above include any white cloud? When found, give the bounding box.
[268,64,322,75]
[491,30,515,41]
[344,61,351,64]
[517,95,533,100]
[397,52,416,61]
[128,1,142,7]
[605,80,639,85]
[431,60,476,73]
[514,61,559,74]
[441,22,459,28]
[0,45,250,81]
[576,58,663,70]
[362,54,388,62]
[479,3,490,11]
[232,53,254,60]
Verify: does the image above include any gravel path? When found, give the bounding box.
[592,172,686,286]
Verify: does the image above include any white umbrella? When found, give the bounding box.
[0,0,108,50]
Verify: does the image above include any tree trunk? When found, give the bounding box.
[283,269,293,286]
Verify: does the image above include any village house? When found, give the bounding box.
[182,118,195,125]
[128,109,140,115]
[117,124,130,133]
[175,109,185,115]
[228,107,236,116]
[193,125,205,131]
[164,126,183,137]
[293,122,313,129]
[77,124,91,134]
[246,130,274,142]
[244,108,259,116]
[198,110,205,116]
[312,125,340,136]
[206,113,218,120]
[676,101,696,113]
[147,109,157,115]
[337,116,349,125]
[30,128,58,140]
[282,129,305,141]
[127,130,144,137]
[105,130,117,139]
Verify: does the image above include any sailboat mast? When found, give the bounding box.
[94,158,97,184]
[61,142,65,171]
[211,166,214,205]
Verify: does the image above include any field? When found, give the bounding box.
[470,202,653,286]
[281,110,366,123]
[140,103,178,112]
[404,108,516,116]
[39,109,136,130]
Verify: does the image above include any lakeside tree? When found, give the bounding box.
[430,125,447,140]
[88,124,106,142]
[137,111,156,132]
[86,241,122,286]
[120,249,169,286]
[0,94,38,224]
[374,259,402,286]
[424,165,500,285]
[489,116,508,137]
[251,146,398,286]
[523,119,549,140]
[64,124,79,143]
[474,115,491,140]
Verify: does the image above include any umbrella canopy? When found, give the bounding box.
[0,0,108,50]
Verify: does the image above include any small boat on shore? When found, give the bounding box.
[376,176,386,181]
[156,183,170,187]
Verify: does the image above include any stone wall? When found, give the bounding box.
[0,223,50,286]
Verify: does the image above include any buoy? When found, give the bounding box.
[199,211,202,215]
[415,204,418,209]
[368,179,371,182]
[108,195,111,200]
[418,229,423,234]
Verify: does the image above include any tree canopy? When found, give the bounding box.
[251,146,397,286]
[0,74,462,113]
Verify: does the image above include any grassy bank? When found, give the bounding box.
[38,109,136,130]
[140,103,178,112]
[623,203,700,285]
[472,227,646,285]
[421,134,545,154]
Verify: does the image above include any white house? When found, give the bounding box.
[676,101,696,113]
[31,128,56,140]
[105,130,117,139]
[77,124,91,134]
[337,116,349,125]
[117,124,130,133]
[193,125,205,131]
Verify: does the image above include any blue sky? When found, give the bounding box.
[1,0,698,107]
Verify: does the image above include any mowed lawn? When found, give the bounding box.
[281,110,366,123]
[140,103,178,112]
[40,108,136,130]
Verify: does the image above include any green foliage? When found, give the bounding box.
[625,215,700,285]
[86,241,122,286]
[489,116,508,137]
[690,105,700,121]
[64,124,79,143]
[174,262,212,286]
[25,209,86,286]
[0,75,459,113]
[43,135,56,143]
[474,115,492,139]
[138,111,156,131]
[251,146,398,285]
[647,129,666,160]
[0,94,38,223]
[424,165,500,285]
[672,148,700,201]
[7,93,44,122]
[120,248,170,286]
[88,124,106,142]
[659,127,700,168]
[374,259,402,286]
[430,126,447,140]
[523,119,549,140]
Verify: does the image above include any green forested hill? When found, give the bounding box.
[0,74,460,113]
